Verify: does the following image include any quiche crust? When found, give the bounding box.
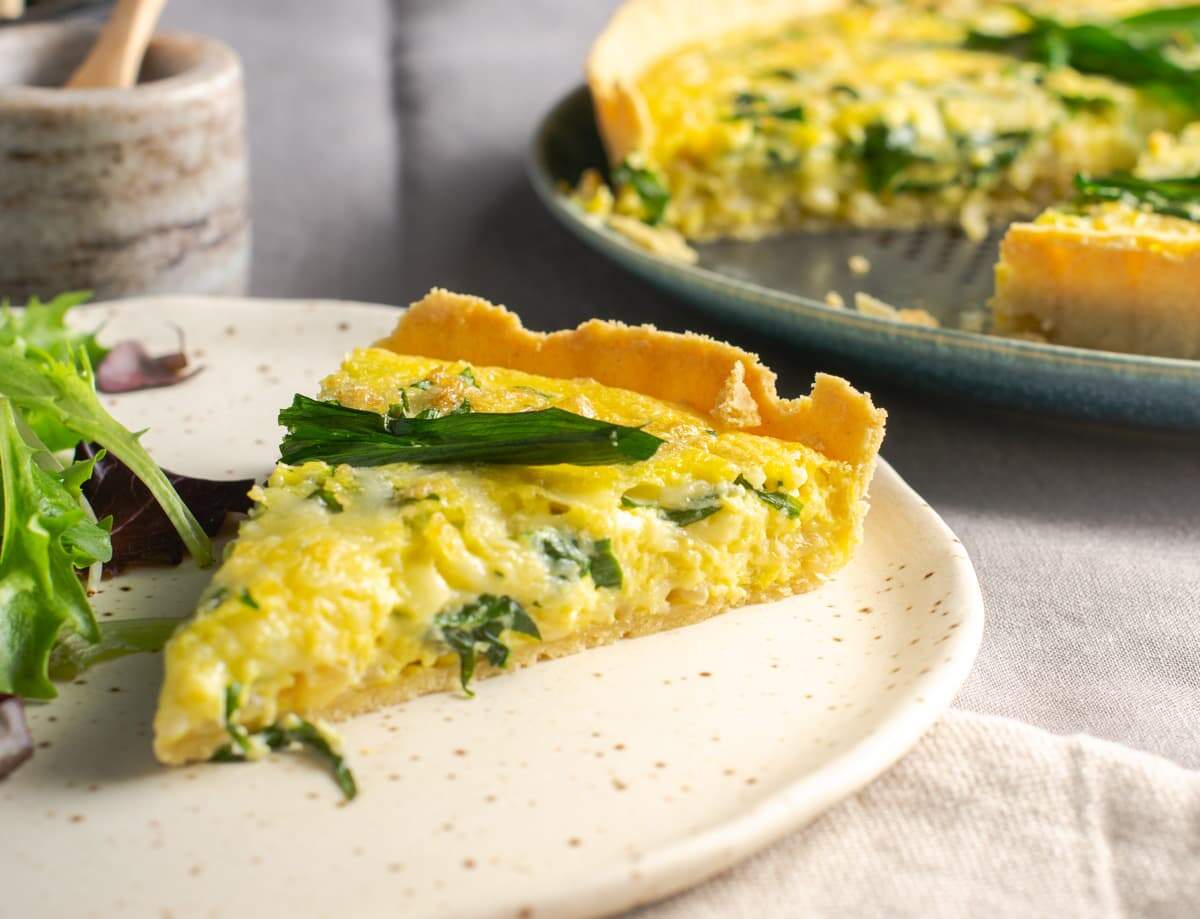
[378,289,885,475]
[155,291,885,766]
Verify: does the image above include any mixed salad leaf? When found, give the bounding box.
[48,617,180,682]
[0,294,221,706]
[76,443,253,574]
[0,398,110,699]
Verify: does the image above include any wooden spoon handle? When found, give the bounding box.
[66,0,168,89]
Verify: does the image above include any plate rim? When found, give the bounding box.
[527,84,1200,388]
[525,460,985,918]
[45,295,986,918]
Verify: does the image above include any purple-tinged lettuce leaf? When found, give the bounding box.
[76,443,252,575]
[0,694,33,779]
[95,332,201,395]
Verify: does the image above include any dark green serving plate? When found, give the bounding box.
[529,85,1200,429]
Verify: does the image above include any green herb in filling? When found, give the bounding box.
[310,485,343,513]
[857,121,930,194]
[622,493,722,526]
[587,538,624,589]
[532,529,624,589]
[735,474,803,518]
[1056,93,1116,113]
[432,594,541,695]
[212,684,357,801]
[611,159,671,224]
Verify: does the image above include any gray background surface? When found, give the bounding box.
[162,0,1200,764]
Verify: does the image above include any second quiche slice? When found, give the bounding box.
[992,125,1200,359]
[154,291,885,766]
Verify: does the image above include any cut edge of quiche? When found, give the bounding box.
[992,125,1200,359]
[992,208,1200,359]
[153,290,885,766]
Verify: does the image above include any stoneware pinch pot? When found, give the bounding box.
[0,23,249,301]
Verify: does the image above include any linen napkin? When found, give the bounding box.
[638,710,1200,918]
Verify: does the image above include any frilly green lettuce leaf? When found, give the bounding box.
[0,398,110,699]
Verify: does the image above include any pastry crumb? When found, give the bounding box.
[854,293,940,328]
[853,292,897,319]
[607,215,699,264]
[958,309,987,333]
[847,255,871,276]
[824,291,846,309]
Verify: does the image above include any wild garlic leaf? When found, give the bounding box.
[278,396,663,468]
[1074,171,1200,221]
[966,10,1200,110]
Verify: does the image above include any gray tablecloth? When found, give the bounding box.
[161,0,1200,911]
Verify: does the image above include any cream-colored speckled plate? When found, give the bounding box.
[2,297,983,919]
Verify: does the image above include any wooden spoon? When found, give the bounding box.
[66,0,168,89]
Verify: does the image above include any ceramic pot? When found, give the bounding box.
[0,23,249,301]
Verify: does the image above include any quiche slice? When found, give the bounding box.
[586,0,1190,242]
[993,125,1200,359]
[153,290,885,767]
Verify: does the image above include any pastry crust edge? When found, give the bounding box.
[586,0,845,163]
[377,289,886,480]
